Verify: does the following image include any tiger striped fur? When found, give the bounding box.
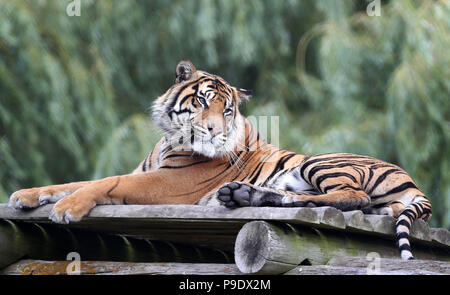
[9,60,432,260]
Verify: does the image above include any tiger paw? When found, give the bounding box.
[217,182,253,208]
[49,195,92,224]
[9,188,70,210]
[217,182,288,208]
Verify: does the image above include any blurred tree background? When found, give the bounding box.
[0,0,448,227]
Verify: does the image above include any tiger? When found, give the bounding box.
[9,60,432,260]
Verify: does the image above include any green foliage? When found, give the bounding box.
[0,0,448,227]
[297,0,450,227]
[0,0,118,193]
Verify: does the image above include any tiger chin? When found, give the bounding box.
[9,59,431,260]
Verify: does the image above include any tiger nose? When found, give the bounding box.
[207,123,221,136]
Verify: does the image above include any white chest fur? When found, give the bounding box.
[271,168,314,193]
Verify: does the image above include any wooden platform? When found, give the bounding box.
[1,203,449,274]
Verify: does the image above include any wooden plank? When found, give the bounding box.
[327,256,450,273]
[311,207,345,229]
[430,228,450,247]
[286,265,372,275]
[364,215,396,235]
[1,259,242,275]
[286,256,450,275]
[6,257,448,275]
[342,211,373,232]
[0,204,320,225]
[410,219,431,241]
[286,264,447,275]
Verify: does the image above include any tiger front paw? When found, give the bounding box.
[9,188,70,210]
[49,194,94,224]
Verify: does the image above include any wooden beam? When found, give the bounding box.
[233,221,450,274]
[342,210,373,232]
[0,203,320,224]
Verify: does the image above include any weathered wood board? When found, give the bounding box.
[1,259,242,275]
[3,257,449,275]
[286,256,450,275]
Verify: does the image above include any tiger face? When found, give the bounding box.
[152,60,252,158]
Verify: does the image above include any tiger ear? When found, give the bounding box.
[175,60,197,83]
[236,88,253,103]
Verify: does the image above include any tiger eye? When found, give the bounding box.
[224,108,233,115]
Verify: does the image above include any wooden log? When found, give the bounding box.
[0,219,232,269]
[1,259,242,275]
[0,220,30,269]
[234,221,416,274]
[234,221,450,274]
[234,221,299,274]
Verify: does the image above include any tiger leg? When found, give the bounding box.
[9,150,157,212]
[9,181,93,210]
[217,181,371,211]
[48,169,213,223]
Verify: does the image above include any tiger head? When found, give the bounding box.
[152,60,252,158]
